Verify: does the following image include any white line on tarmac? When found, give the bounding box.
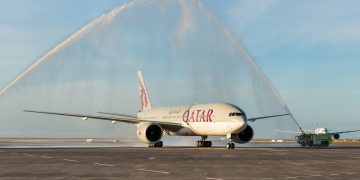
[94,163,115,167]
[41,156,53,159]
[288,162,303,166]
[285,177,298,179]
[137,168,170,175]
[0,150,5,153]
[206,178,224,180]
[311,175,322,177]
[63,159,79,163]
[347,172,355,175]
[330,174,339,176]
[23,154,34,157]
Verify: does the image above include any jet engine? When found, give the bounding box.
[136,122,163,144]
[333,133,340,140]
[230,125,254,144]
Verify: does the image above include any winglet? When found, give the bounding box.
[137,71,152,111]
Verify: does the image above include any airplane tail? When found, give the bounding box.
[137,71,152,111]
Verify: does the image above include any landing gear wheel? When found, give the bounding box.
[155,141,163,147]
[196,141,212,147]
[196,136,212,148]
[227,143,235,149]
[231,143,235,149]
[149,141,163,148]
[206,141,212,147]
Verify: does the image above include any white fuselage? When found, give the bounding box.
[137,103,247,136]
[315,127,329,134]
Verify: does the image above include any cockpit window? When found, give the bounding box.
[229,112,242,116]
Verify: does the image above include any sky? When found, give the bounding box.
[0,0,359,138]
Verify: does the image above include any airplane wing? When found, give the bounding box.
[247,114,291,122]
[22,110,183,127]
[330,130,360,135]
[96,111,137,118]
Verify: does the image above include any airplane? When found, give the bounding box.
[275,127,360,147]
[23,71,291,149]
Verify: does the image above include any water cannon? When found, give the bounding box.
[298,126,305,134]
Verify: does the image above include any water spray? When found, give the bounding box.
[197,0,303,131]
[0,0,302,138]
[0,2,133,97]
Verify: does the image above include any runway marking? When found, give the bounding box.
[262,178,274,180]
[0,150,5,153]
[11,152,19,155]
[206,178,224,180]
[311,175,322,177]
[94,163,115,167]
[285,176,299,179]
[346,172,354,175]
[24,153,34,157]
[330,174,339,176]
[148,157,155,160]
[288,162,302,166]
[63,159,79,163]
[41,156,53,159]
[137,168,170,175]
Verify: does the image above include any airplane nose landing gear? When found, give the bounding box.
[226,142,235,149]
[196,136,212,147]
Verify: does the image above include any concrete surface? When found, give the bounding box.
[0,145,360,179]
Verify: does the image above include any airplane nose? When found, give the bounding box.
[230,119,247,134]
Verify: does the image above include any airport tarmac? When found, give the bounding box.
[0,144,360,179]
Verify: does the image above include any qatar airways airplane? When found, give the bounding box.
[23,71,290,149]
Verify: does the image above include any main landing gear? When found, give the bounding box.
[197,136,212,147]
[226,142,235,149]
[149,141,163,147]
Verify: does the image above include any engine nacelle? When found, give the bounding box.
[230,125,254,144]
[333,133,340,140]
[136,122,163,144]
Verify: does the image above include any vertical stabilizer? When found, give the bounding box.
[137,71,152,111]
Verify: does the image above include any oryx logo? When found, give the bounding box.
[138,77,148,110]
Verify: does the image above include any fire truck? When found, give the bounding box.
[276,127,360,147]
[296,133,332,147]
